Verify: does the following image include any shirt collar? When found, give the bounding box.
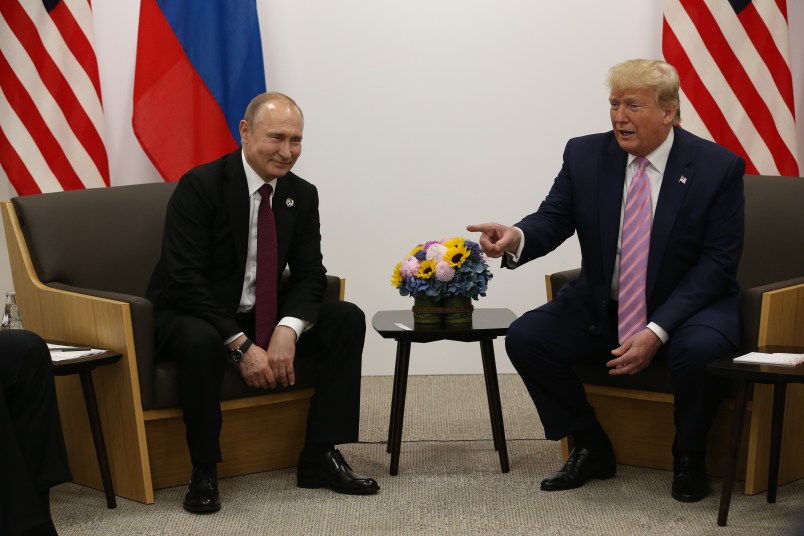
[241,151,278,196]
[626,127,674,174]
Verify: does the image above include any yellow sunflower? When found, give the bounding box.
[390,262,403,287]
[444,242,470,268]
[417,259,437,279]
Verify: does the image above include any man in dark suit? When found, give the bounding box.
[146,92,379,514]
[468,59,744,502]
[1,330,71,535]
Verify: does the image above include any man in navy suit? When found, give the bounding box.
[468,59,744,502]
[147,92,379,514]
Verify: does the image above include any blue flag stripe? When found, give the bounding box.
[157,0,266,140]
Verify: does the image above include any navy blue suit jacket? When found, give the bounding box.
[512,126,745,346]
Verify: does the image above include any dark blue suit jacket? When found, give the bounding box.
[512,126,745,346]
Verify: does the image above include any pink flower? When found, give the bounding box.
[399,256,420,278]
[435,261,455,282]
[426,243,447,261]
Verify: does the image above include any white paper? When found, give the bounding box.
[48,343,107,362]
[732,352,804,367]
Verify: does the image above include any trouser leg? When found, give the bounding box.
[665,324,734,453]
[504,309,617,441]
[297,300,365,445]
[155,314,226,464]
[0,330,69,535]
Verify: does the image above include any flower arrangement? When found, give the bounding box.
[391,236,492,301]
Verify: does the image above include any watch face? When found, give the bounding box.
[229,349,244,363]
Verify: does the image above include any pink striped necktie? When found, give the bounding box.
[618,156,651,344]
[255,184,278,349]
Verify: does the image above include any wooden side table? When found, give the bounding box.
[708,346,804,527]
[372,308,517,475]
[51,347,122,509]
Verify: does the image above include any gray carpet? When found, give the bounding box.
[51,375,804,535]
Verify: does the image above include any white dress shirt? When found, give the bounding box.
[225,154,307,345]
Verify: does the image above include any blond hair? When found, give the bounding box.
[608,59,681,122]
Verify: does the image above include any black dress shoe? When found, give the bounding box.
[672,452,709,502]
[297,448,380,495]
[540,446,617,491]
[183,465,221,514]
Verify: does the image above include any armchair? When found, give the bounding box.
[1,182,344,504]
[545,174,804,494]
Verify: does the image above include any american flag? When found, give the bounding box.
[0,0,109,195]
[663,0,799,177]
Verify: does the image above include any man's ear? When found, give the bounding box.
[239,119,250,144]
[663,106,677,125]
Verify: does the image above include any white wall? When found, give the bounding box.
[2,0,803,376]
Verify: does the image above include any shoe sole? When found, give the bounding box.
[183,503,221,514]
[297,476,380,495]
[671,490,708,503]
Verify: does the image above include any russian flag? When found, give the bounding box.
[132,0,266,181]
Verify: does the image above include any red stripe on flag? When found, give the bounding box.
[661,19,758,175]
[663,0,799,176]
[0,126,42,196]
[49,0,103,100]
[0,0,109,194]
[0,52,85,191]
[678,0,796,175]
[736,3,795,115]
[133,0,237,181]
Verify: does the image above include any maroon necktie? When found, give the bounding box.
[618,157,651,344]
[255,184,278,348]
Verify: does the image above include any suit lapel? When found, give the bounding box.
[599,138,628,290]
[224,151,250,271]
[272,176,295,266]
[647,127,694,296]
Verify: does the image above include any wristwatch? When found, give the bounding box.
[227,339,253,365]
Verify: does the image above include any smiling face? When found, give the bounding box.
[240,99,303,181]
[609,86,676,157]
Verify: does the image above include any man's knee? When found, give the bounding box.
[159,315,224,365]
[322,300,366,336]
[666,324,734,374]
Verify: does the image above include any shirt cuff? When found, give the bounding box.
[224,332,244,346]
[278,317,308,341]
[647,322,669,344]
[504,226,526,265]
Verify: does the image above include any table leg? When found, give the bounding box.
[78,369,117,509]
[767,383,787,504]
[389,339,411,476]
[717,378,749,527]
[387,341,404,453]
[479,338,509,473]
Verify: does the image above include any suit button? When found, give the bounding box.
[588,325,596,331]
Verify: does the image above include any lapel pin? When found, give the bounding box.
[679,176,687,184]
[286,198,294,207]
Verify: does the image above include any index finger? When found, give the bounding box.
[466,223,493,233]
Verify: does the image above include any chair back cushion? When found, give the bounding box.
[11,182,177,296]
[739,175,804,289]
